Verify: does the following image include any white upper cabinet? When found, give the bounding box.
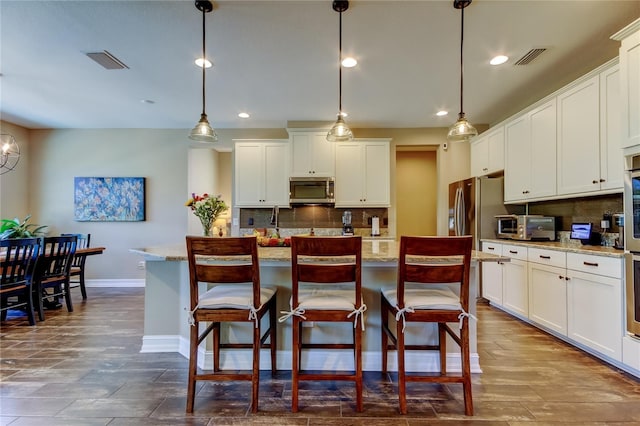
[600,65,624,190]
[556,75,601,195]
[335,139,391,207]
[557,66,623,196]
[470,126,504,177]
[289,131,335,177]
[612,19,640,149]
[234,140,290,208]
[504,99,556,202]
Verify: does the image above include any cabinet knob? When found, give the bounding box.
[558,275,564,280]
[592,180,599,184]
[483,168,488,172]
[600,178,605,183]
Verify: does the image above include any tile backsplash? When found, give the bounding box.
[528,193,623,233]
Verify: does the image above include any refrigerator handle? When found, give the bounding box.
[454,187,463,236]
[458,187,466,235]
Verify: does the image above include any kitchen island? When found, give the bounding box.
[131,239,507,373]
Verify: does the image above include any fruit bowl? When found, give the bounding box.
[257,236,291,247]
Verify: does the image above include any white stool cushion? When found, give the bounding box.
[198,284,276,310]
[294,288,359,311]
[382,286,461,311]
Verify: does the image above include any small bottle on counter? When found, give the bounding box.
[310,228,315,236]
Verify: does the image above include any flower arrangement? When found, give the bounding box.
[185,193,228,236]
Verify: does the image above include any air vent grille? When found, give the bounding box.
[86,51,129,70]
[514,48,547,66]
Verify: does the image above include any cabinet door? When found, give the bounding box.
[481,242,503,305]
[234,143,265,206]
[290,132,335,177]
[362,142,390,206]
[502,258,528,318]
[529,99,557,199]
[504,115,530,202]
[528,262,567,335]
[618,27,640,149]
[567,270,623,361]
[470,135,488,177]
[263,143,290,206]
[557,76,601,195]
[335,143,364,206]
[290,133,313,176]
[310,133,335,177]
[600,65,624,190]
[487,127,505,175]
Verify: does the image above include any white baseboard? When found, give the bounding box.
[140,334,482,373]
[86,279,145,288]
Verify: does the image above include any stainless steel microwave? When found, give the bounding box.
[289,177,335,205]
[496,215,556,241]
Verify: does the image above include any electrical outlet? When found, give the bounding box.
[137,261,145,270]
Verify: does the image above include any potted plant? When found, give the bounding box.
[0,215,48,240]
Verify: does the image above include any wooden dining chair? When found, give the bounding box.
[185,236,278,413]
[380,235,474,416]
[61,233,90,300]
[0,237,42,325]
[282,235,365,412]
[34,235,77,321]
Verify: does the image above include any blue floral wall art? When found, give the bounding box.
[74,177,146,222]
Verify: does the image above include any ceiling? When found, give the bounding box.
[1,0,638,134]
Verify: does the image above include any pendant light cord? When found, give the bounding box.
[338,9,343,114]
[459,6,464,116]
[201,7,206,116]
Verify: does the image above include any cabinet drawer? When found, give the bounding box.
[502,244,527,261]
[567,253,623,278]
[528,247,566,268]
[482,242,502,255]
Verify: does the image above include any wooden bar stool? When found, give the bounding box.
[185,236,278,413]
[280,235,365,412]
[380,235,474,415]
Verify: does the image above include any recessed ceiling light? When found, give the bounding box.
[342,57,357,68]
[490,55,509,65]
[436,110,448,116]
[195,58,212,68]
[238,112,250,119]
[140,99,155,104]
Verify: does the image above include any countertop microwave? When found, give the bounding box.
[496,215,556,241]
[289,177,335,205]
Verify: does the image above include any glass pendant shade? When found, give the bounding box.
[327,115,353,142]
[189,113,218,142]
[447,113,477,142]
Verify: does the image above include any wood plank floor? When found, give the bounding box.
[2,287,640,425]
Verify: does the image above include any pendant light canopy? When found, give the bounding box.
[447,0,477,142]
[189,0,218,142]
[0,134,20,175]
[327,0,353,142]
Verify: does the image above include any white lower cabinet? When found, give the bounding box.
[528,248,568,335]
[501,244,528,318]
[481,242,503,305]
[566,253,623,362]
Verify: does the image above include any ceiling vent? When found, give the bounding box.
[514,48,547,66]
[86,51,129,70]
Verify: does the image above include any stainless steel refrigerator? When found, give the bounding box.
[448,176,509,250]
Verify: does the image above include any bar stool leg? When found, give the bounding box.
[397,319,407,415]
[291,317,300,413]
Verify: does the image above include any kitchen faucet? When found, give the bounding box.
[270,206,280,238]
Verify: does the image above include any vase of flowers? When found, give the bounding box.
[185,193,228,237]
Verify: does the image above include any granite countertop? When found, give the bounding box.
[131,239,509,263]
[480,238,625,258]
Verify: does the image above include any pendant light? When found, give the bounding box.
[189,0,217,142]
[327,0,354,142]
[0,134,20,175]
[447,0,477,142]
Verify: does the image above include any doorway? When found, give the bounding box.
[395,149,438,237]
